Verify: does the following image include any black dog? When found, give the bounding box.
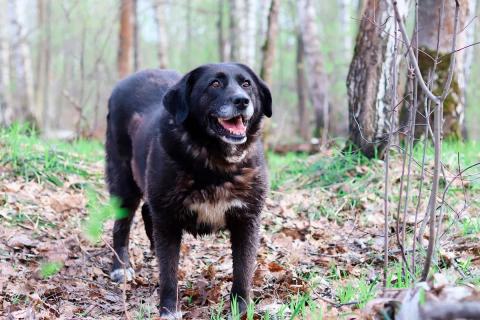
[105,63,272,318]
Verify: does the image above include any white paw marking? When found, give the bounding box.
[110,267,135,282]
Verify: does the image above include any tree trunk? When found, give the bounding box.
[296,32,309,141]
[217,0,228,62]
[297,0,329,144]
[338,0,352,61]
[244,0,257,68]
[153,0,169,68]
[186,0,192,67]
[0,0,12,126]
[259,0,279,83]
[133,0,140,71]
[35,0,51,131]
[415,0,475,140]
[10,0,36,125]
[346,0,411,158]
[229,0,247,62]
[118,0,134,78]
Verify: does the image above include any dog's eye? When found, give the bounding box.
[210,80,221,88]
[242,80,251,88]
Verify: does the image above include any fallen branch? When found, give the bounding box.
[421,302,480,320]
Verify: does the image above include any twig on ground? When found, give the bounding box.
[102,237,131,320]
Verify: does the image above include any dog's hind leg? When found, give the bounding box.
[106,158,141,283]
[141,203,154,250]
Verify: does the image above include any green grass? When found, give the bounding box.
[134,303,154,320]
[39,261,63,278]
[268,148,372,192]
[460,217,480,236]
[0,123,103,186]
[1,211,57,229]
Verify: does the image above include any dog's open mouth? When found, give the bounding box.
[217,116,246,135]
[211,115,248,144]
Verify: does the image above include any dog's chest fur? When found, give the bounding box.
[188,198,245,230]
[170,167,259,232]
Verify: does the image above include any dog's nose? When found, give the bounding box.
[232,95,250,109]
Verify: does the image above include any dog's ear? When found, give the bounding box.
[235,63,272,118]
[163,73,193,124]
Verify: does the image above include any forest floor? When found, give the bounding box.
[1,125,480,320]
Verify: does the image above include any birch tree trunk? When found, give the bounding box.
[153,0,168,69]
[133,0,139,71]
[346,0,411,158]
[118,0,134,78]
[297,0,329,144]
[338,0,352,61]
[229,0,247,62]
[245,0,257,68]
[0,0,12,126]
[10,0,36,125]
[296,32,309,140]
[217,0,229,61]
[35,0,51,131]
[415,0,476,140]
[259,0,279,84]
[153,0,169,68]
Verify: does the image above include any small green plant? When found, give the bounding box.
[357,278,378,308]
[230,295,241,320]
[457,257,473,275]
[386,261,417,289]
[418,287,426,305]
[40,261,63,278]
[246,301,255,320]
[210,298,225,320]
[289,293,309,319]
[327,264,347,281]
[84,188,127,243]
[134,302,154,320]
[460,218,480,236]
[11,294,27,305]
[336,282,355,304]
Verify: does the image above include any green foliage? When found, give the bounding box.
[246,301,255,320]
[40,261,63,278]
[210,299,225,320]
[0,123,103,186]
[134,303,154,320]
[230,295,241,320]
[460,218,480,236]
[336,282,355,304]
[84,188,127,243]
[268,148,372,192]
[268,152,309,190]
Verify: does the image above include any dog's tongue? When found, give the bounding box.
[219,116,246,134]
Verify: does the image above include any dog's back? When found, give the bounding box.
[106,69,181,160]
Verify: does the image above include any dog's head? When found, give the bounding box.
[163,63,272,145]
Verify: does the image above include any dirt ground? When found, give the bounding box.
[1,152,479,319]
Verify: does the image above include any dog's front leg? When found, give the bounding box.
[228,216,260,314]
[154,223,183,319]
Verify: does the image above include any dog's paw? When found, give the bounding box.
[110,267,135,283]
[159,311,182,320]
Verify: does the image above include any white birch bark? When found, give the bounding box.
[346,0,412,157]
[153,0,169,68]
[0,0,12,125]
[9,0,36,123]
[297,0,330,144]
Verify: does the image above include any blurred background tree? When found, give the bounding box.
[0,0,478,150]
